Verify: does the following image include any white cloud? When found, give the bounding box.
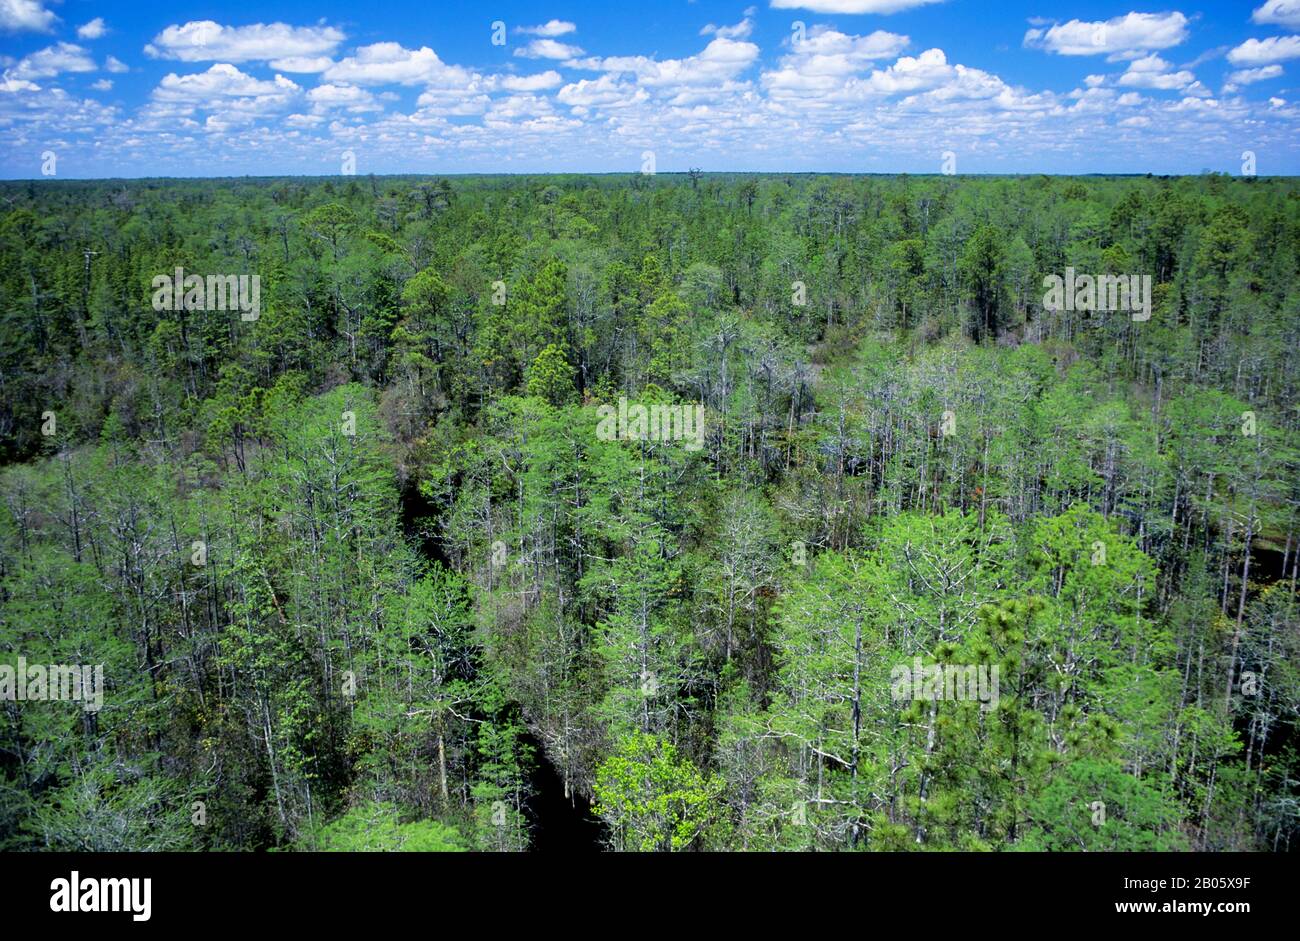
[77,18,107,40]
[1228,64,1284,84]
[485,93,555,123]
[0,76,39,92]
[790,25,909,69]
[147,64,300,128]
[769,0,943,13]
[1117,54,1195,90]
[1167,95,1220,113]
[515,39,585,60]
[1227,35,1300,65]
[0,85,118,136]
[762,27,910,96]
[308,83,382,113]
[145,21,345,63]
[90,78,112,91]
[701,14,756,41]
[0,0,56,33]
[1253,1,1300,30]
[323,43,475,86]
[571,37,759,88]
[153,63,300,106]
[105,56,128,74]
[496,70,563,92]
[764,42,1059,124]
[414,86,490,115]
[558,74,648,110]
[517,20,576,37]
[1024,12,1189,59]
[862,48,956,94]
[270,56,334,73]
[5,42,97,81]
[825,49,932,95]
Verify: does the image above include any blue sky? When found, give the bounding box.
[2,0,1299,177]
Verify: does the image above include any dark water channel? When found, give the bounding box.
[400,482,604,850]
[519,731,605,852]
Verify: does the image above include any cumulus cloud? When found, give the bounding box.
[763,27,911,97]
[485,93,556,123]
[557,74,648,110]
[0,85,117,137]
[145,21,345,63]
[414,85,490,115]
[5,42,97,81]
[77,18,107,40]
[517,20,576,37]
[1228,64,1284,84]
[308,83,382,113]
[145,64,303,133]
[1253,1,1300,30]
[570,36,759,88]
[764,41,1050,119]
[324,43,475,86]
[791,26,908,68]
[1117,54,1196,90]
[153,63,300,103]
[863,48,968,94]
[495,70,564,92]
[515,39,585,60]
[0,76,40,92]
[270,57,334,73]
[769,0,944,13]
[701,12,756,41]
[1024,12,1189,60]
[0,0,56,33]
[1227,35,1300,65]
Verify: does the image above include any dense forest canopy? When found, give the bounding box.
[0,171,1297,852]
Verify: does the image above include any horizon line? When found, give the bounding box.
[2,171,1294,183]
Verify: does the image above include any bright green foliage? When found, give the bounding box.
[308,801,466,852]
[526,344,576,406]
[593,731,727,851]
[1019,760,1190,851]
